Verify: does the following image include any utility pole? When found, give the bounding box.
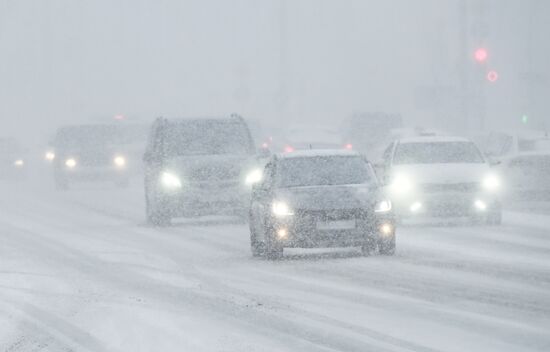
[276,0,289,124]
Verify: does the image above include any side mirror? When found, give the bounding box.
[143,151,159,164]
[488,157,502,167]
[257,147,271,159]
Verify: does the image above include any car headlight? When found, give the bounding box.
[482,174,500,192]
[375,200,392,213]
[113,156,126,167]
[161,171,182,189]
[245,168,263,185]
[390,174,413,195]
[45,152,55,161]
[65,158,77,168]
[272,201,294,217]
[14,159,24,167]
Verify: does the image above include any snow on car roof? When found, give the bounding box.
[277,149,360,159]
[398,136,471,144]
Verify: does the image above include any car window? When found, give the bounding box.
[164,121,254,156]
[276,156,377,188]
[393,141,485,164]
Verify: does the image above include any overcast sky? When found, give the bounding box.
[1,0,549,145]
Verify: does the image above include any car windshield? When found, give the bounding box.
[165,121,254,156]
[393,141,484,164]
[55,125,127,149]
[277,156,376,187]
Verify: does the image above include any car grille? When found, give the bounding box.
[421,182,479,193]
[77,153,111,167]
[189,165,241,182]
[296,208,372,221]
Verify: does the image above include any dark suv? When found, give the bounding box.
[249,150,395,259]
[144,115,265,225]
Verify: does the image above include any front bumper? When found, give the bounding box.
[392,192,500,218]
[57,166,129,182]
[269,210,395,248]
[160,182,250,216]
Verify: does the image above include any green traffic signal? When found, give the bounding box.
[521,115,529,124]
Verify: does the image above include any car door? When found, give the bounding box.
[251,161,275,240]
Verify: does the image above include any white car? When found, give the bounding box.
[380,136,502,224]
[498,150,550,199]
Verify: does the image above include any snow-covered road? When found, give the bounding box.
[1,180,549,352]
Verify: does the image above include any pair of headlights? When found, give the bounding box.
[160,168,264,191]
[390,173,501,194]
[63,156,127,169]
[271,199,392,217]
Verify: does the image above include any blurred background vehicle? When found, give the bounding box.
[144,114,265,225]
[341,112,403,159]
[0,137,27,181]
[51,123,144,190]
[278,124,347,152]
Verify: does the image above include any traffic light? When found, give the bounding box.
[521,115,529,124]
[486,70,499,83]
[474,48,488,63]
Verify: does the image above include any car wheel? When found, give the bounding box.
[55,175,69,191]
[379,237,396,256]
[361,238,377,256]
[249,220,264,257]
[115,178,130,188]
[486,211,502,226]
[146,190,171,227]
[264,228,283,260]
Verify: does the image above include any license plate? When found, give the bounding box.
[317,220,356,230]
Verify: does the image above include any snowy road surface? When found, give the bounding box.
[1,180,549,352]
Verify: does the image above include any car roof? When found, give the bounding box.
[398,136,471,144]
[276,149,361,159]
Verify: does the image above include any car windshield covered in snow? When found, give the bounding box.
[393,141,484,164]
[164,120,254,156]
[277,155,376,188]
[54,125,129,149]
[0,138,22,156]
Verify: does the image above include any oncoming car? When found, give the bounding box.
[144,115,265,225]
[380,136,502,224]
[249,150,395,259]
[52,124,134,189]
[0,138,27,180]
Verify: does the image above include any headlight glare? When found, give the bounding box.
[245,168,263,185]
[375,200,392,213]
[14,159,24,167]
[65,158,77,168]
[483,174,500,192]
[45,152,55,161]
[272,201,294,217]
[161,171,182,189]
[390,174,413,194]
[113,156,126,167]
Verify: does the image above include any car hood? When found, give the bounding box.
[165,154,258,182]
[390,163,491,184]
[274,184,379,211]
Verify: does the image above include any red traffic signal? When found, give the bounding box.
[474,48,488,63]
[487,70,499,83]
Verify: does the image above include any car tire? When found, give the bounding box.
[249,217,264,257]
[115,178,130,188]
[486,211,502,226]
[55,175,69,191]
[145,190,171,227]
[264,228,283,260]
[361,238,377,256]
[379,237,396,256]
